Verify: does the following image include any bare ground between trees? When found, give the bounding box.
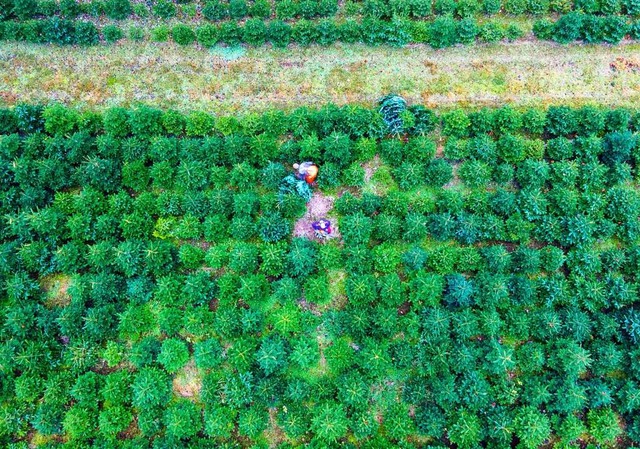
[293,192,340,241]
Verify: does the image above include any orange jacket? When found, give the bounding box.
[305,164,318,183]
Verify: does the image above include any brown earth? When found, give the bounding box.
[293,192,339,241]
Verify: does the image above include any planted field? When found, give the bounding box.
[3,0,640,47]
[1,103,640,448]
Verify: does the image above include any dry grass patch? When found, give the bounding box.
[3,41,640,111]
[293,192,336,240]
[41,274,72,308]
[172,358,202,399]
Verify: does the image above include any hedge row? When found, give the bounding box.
[3,14,639,47]
[534,10,640,41]
[0,16,528,47]
[2,103,639,140]
[4,0,640,23]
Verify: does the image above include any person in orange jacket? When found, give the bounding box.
[293,162,318,184]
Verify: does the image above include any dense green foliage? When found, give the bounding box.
[1,103,640,448]
[4,0,640,49]
[3,0,640,22]
[4,9,640,47]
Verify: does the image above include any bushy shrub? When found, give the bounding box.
[128,107,163,138]
[75,21,99,45]
[601,0,622,13]
[435,0,456,14]
[129,26,146,42]
[178,244,205,270]
[446,139,470,162]
[457,0,482,16]
[513,407,551,449]
[105,0,132,19]
[0,0,14,20]
[269,20,291,48]
[341,213,373,246]
[250,0,271,17]
[157,338,189,373]
[63,405,97,440]
[202,0,228,20]
[18,20,44,44]
[601,15,629,44]
[602,131,635,165]
[551,0,573,12]
[319,19,341,46]
[506,23,525,40]
[13,0,38,20]
[43,104,78,136]
[459,160,492,188]
[193,25,217,47]
[442,110,470,138]
[575,105,605,136]
[546,137,574,160]
[132,367,171,409]
[479,21,505,42]
[60,0,80,18]
[151,25,170,42]
[545,106,576,136]
[172,24,196,45]
[186,111,215,137]
[153,0,176,18]
[575,0,599,12]
[527,0,550,13]
[553,12,583,43]
[133,2,149,16]
[99,407,132,436]
[258,212,290,242]
[44,17,76,45]
[626,0,640,14]
[533,18,555,39]
[229,0,248,18]
[497,134,526,162]
[337,18,361,43]
[291,18,317,45]
[215,21,239,44]
[605,108,631,132]
[103,25,123,43]
[483,0,502,14]
[457,17,479,43]
[588,408,621,444]
[164,400,202,439]
[448,411,482,448]
[32,403,65,435]
[429,16,459,48]
[425,159,454,187]
[504,0,526,14]
[579,14,603,43]
[0,109,18,134]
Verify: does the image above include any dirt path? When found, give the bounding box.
[293,192,339,240]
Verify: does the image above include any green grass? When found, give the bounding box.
[2,41,640,112]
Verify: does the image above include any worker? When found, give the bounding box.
[293,162,318,184]
[312,219,332,240]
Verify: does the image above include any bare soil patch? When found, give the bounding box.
[362,155,381,183]
[293,192,339,240]
[172,359,202,399]
[42,275,72,308]
[610,56,640,72]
